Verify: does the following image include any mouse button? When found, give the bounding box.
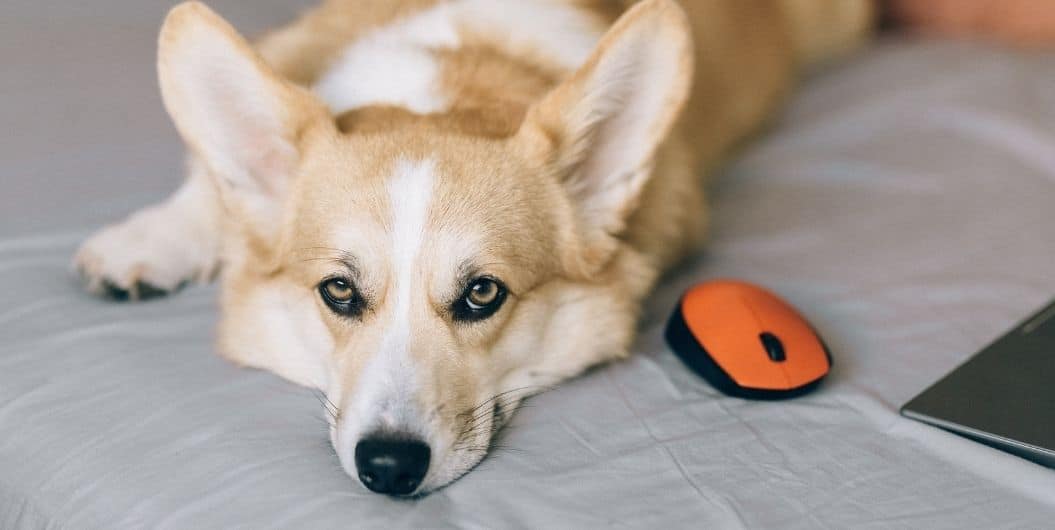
[780,335,831,385]
[746,294,809,343]
[758,314,829,385]
[745,295,829,385]
[681,292,784,389]
[681,285,754,336]
[741,289,797,322]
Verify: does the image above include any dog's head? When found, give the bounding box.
[158,1,691,495]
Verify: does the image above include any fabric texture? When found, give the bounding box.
[2,1,1055,527]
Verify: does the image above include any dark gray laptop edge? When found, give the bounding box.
[901,298,1055,470]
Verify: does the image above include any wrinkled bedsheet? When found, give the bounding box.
[3,2,1055,527]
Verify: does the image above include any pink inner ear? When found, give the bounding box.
[232,132,299,197]
[192,62,295,193]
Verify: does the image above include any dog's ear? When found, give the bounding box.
[158,2,331,239]
[517,0,693,275]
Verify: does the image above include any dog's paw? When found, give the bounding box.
[74,204,220,301]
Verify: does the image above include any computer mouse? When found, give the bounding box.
[664,280,832,399]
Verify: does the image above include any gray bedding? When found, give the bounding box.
[3,1,1055,528]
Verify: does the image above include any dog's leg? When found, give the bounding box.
[74,156,222,300]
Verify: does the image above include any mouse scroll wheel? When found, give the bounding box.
[759,332,786,362]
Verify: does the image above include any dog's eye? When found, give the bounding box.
[467,279,500,309]
[453,277,507,321]
[319,277,363,317]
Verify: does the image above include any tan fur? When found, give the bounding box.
[76,0,872,494]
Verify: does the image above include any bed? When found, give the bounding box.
[2,1,1055,527]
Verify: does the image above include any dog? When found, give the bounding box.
[74,0,872,496]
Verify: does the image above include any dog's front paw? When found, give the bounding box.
[74,204,219,301]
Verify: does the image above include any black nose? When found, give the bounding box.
[354,436,431,496]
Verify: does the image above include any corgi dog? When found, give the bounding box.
[74,0,871,496]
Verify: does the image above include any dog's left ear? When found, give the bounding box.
[517,0,693,275]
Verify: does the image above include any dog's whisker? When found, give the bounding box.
[462,403,502,426]
[453,386,549,447]
[295,257,347,264]
[310,390,342,422]
[293,246,352,256]
[458,385,548,421]
[313,393,336,414]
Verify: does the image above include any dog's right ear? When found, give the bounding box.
[158,2,331,239]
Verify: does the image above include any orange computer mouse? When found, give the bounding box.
[665,280,832,399]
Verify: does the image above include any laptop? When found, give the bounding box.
[901,298,1055,469]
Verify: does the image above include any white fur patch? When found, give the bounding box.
[245,283,335,390]
[337,158,436,456]
[313,0,605,115]
[455,0,604,71]
[314,5,459,114]
[385,158,436,349]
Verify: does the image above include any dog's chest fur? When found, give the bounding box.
[310,0,611,122]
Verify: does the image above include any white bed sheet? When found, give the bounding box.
[2,2,1055,527]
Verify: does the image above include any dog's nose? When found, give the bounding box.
[354,436,431,496]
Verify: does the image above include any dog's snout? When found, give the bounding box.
[354,436,431,496]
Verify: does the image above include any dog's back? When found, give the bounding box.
[257,0,871,163]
